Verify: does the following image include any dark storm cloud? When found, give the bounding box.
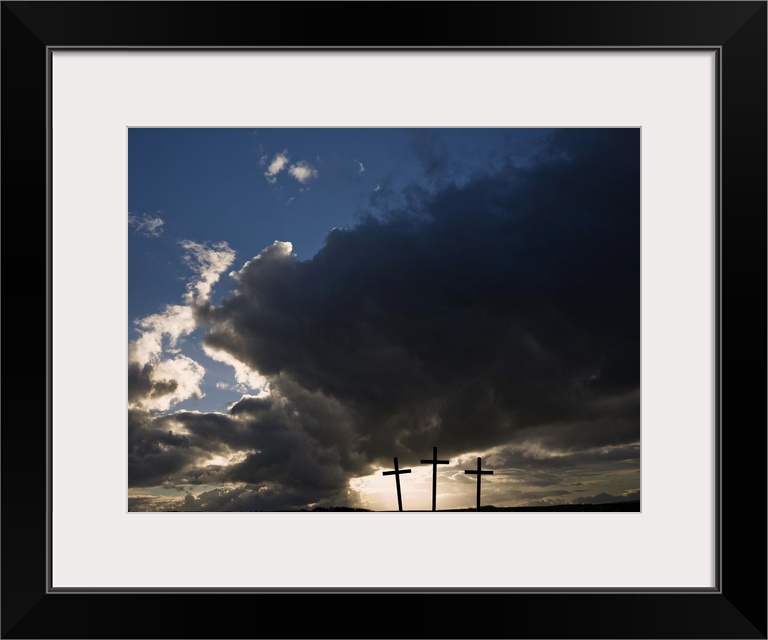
[493,442,639,471]
[128,362,178,405]
[517,489,639,508]
[482,443,639,494]
[502,410,640,464]
[518,489,572,499]
[128,495,184,512]
[128,409,210,487]
[177,484,342,512]
[438,448,636,511]
[204,129,640,469]
[128,376,369,505]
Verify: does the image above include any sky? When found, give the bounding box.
[127,128,640,512]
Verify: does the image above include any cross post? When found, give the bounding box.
[382,457,411,511]
[420,446,450,511]
[464,457,494,510]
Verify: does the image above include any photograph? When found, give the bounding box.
[128,127,641,514]
[2,0,764,637]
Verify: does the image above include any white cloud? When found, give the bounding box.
[264,151,289,183]
[128,304,204,412]
[129,240,235,412]
[179,240,236,305]
[276,240,293,255]
[138,354,206,412]
[128,213,165,237]
[288,161,318,184]
[129,240,233,366]
[129,304,196,365]
[262,150,319,185]
[251,240,293,260]
[203,344,269,393]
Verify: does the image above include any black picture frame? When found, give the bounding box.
[2,2,765,638]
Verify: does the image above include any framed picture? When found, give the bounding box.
[3,2,765,638]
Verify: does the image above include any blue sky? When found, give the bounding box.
[128,128,641,512]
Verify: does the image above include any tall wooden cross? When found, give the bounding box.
[464,457,494,510]
[420,446,449,511]
[382,457,411,512]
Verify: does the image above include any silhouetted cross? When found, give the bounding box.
[464,457,494,510]
[420,446,449,511]
[382,457,411,512]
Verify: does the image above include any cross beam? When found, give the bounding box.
[382,457,411,511]
[420,446,449,511]
[464,457,493,510]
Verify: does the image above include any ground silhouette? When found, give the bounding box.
[314,500,641,512]
[161,500,640,512]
